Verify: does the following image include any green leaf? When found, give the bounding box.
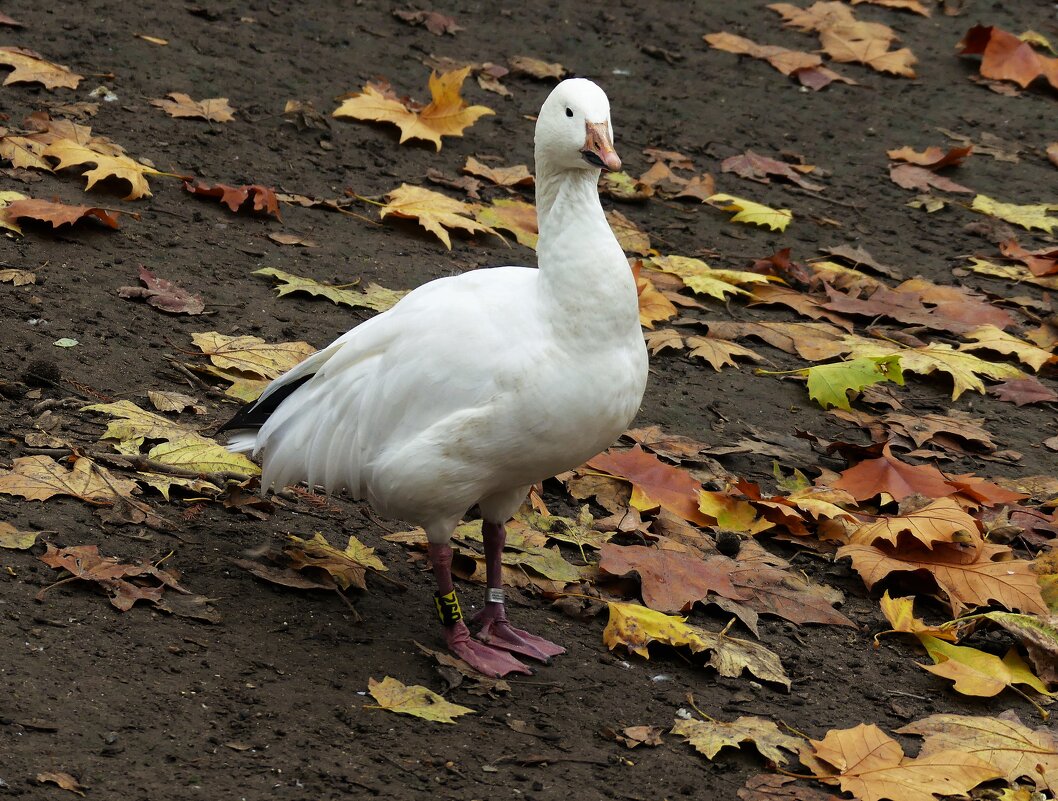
[803,355,904,410]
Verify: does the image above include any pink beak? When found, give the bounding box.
[582,121,621,172]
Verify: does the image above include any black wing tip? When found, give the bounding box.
[214,374,315,435]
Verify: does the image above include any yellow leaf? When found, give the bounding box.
[607,209,652,255]
[149,93,235,123]
[898,711,1058,792]
[0,268,35,285]
[644,255,773,300]
[698,491,774,534]
[147,390,204,415]
[916,634,1053,698]
[254,268,406,312]
[333,68,494,151]
[285,532,386,591]
[193,364,271,402]
[83,399,194,452]
[602,601,790,687]
[43,137,162,201]
[474,198,537,248]
[971,194,1058,234]
[381,183,500,249]
[707,193,792,231]
[190,331,315,379]
[0,521,40,549]
[367,676,474,724]
[462,156,533,187]
[672,715,804,765]
[135,473,221,500]
[820,23,917,77]
[36,771,87,796]
[851,498,979,549]
[0,46,82,89]
[874,591,958,645]
[644,328,685,355]
[636,273,677,329]
[964,258,1058,291]
[803,722,1002,801]
[684,336,764,371]
[0,455,139,504]
[147,434,261,476]
[959,324,1054,372]
[0,190,28,234]
[135,34,169,45]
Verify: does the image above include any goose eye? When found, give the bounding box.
[565,107,573,118]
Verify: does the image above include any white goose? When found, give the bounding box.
[223,78,649,677]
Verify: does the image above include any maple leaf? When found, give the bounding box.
[963,611,1058,688]
[368,676,474,724]
[0,455,139,505]
[508,55,567,80]
[820,244,901,279]
[83,399,194,452]
[0,190,28,233]
[393,8,463,36]
[704,32,855,90]
[607,209,652,255]
[644,255,774,300]
[0,521,40,550]
[822,22,917,76]
[599,543,749,612]
[191,332,315,379]
[0,46,82,89]
[254,268,406,312]
[184,180,281,219]
[0,197,123,231]
[636,273,678,329]
[147,434,260,477]
[587,445,711,525]
[965,257,1058,291]
[971,194,1058,234]
[599,170,654,201]
[838,537,1048,616]
[44,138,162,201]
[0,128,51,170]
[118,265,204,315]
[149,93,234,122]
[707,193,792,231]
[603,601,790,687]
[37,543,191,612]
[698,491,774,535]
[333,68,493,151]
[802,723,1001,801]
[800,355,904,411]
[673,716,804,765]
[887,145,973,168]
[750,284,853,329]
[901,713,1058,792]
[889,163,972,193]
[833,446,956,502]
[704,320,848,361]
[959,25,1058,92]
[916,634,1053,705]
[959,324,1054,371]
[381,183,500,249]
[284,532,386,591]
[990,376,1058,406]
[721,150,824,191]
[874,591,958,644]
[474,198,537,248]
[462,156,533,187]
[999,238,1058,277]
[685,335,765,371]
[851,497,979,549]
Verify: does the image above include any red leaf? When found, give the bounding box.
[587,445,711,525]
[1,198,123,229]
[184,180,282,219]
[832,446,956,502]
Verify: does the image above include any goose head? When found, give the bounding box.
[535,78,621,173]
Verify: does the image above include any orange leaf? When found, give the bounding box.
[184,180,281,220]
[833,446,956,502]
[0,197,123,230]
[599,543,748,612]
[960,25,1058,91]
[587,445,711,525]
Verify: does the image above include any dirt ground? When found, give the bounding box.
[1,1,1056,799]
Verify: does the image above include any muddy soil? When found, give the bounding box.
[1,1,1055,799]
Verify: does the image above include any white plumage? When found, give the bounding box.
[225,78,648,676]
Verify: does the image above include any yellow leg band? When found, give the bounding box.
[435,590,462,626]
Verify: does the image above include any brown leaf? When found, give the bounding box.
[704,32,856,90]
[887,145,973,168]
[1048,142,1058,168]
[0,197,123,230]
[820,23,918,77]
[230,557,336,591]
[888,163,972,193]
[0,46,82,89]
[988,376,1058,406]
[463,156,533,187]
[149,92,234,122]
[588,445,711,525]
[959,25,1058,91]
[0,12,24,27]
[820,244,902,279]
[508,55,566,80]
[118,265,205,314]
[184,180,281,219]
[721,150,824,191]
[999,238,1058,277]
[738,774,840,801]
[393,8,463,36]
[36,772,86,796]
[832,446,956,502]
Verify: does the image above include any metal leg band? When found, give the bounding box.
[435,590,463,626]
[485,587,505,604]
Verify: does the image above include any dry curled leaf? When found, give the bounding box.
[150,92,234,122]
[184,180,281,219]
[0,197,123,231]
[118,265,205,314]
[393,8,463,36]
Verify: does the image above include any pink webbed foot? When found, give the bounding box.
[472,605,566,663]
[443,620,532,678]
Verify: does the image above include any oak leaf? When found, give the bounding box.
[149,92,234,122]
[0,197,123,230]
[381,183,500,249]
[850,497,979,548]
[874,591,957,644]
[118,265,204,315]
[462,156,533,187]
[368,676,474,724]
[672,716,804,765]
[833,446,955,502]
[802,723,1001,801]
[333,68,493,151]
[707,193,792,231]
[587,445,711,525]
[191,331,315,379]
[603,601,790,687]
[916,634,1053,700]
[473,197,537,248]
[0,46,82,89]
[899,711,1057,791]
[184,180,281,219]
[254,267,406,312]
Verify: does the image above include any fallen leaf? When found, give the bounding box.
[889,163,972,193]
[603,601,790,687]
[737,774,840,801]
[1048,142,1058,168]
[38,543,188,611]
[820,23,917,77]
[959,325,1054,371]
[149,92,234,122]
[607,210,652,255]
[334,68,493,151]
[462,156,533,187]
[798,355,904,411]
[44,138,161,201]
[83,399,193,452]
[36,772,86,796]
[393,8,463,36]
[802,723,1001,801]
[135,34,168,45]
[961,611,1058,688]
[190,332,314,379]
[704,320,848,361]
[284,532,386,591]
[508,55,566,80]
[888,145,973,168]
[184,180,281,219]
[147,434,260,476]
[147,390,204,415]
[474,198,537,248]
[673,715,804,765]
[874,591,958,644]
[707,193,792,231]
[0,267,36,284]
[850,497,979,548]
[588,445,710,525]
[599,170,653,202]
[721,150,824,191]
[833,446,955,502]
[0,197,123,230]
[0,454,139,505]
[916,634,1052,700]
[959,25,1058,92]
[0,46,82,89]
[971,193,1058,234]
[118,265,204,314]
[851,0,930,14]
[0,521,40,549]
[254,267,405,312]
[820,244,901,279]
[368,676,474,723]
[611,725,664,748]
[645,255,774,301]
[704,31,855,90]
[636,273,678,329]
[381,183,500,249]
[599,543,748,612]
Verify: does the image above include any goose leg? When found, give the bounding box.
[428,542,531,677]
[471,521,566,662]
